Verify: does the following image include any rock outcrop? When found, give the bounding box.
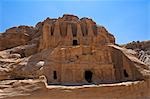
[38,14,115,51]
[37,14,148,85]
[0,26,34,50]
[123,40,150,51]
[123,40,150,67]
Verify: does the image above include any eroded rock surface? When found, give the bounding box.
[0,14,150,99]
[123,40,150,67]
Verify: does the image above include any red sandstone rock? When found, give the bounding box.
[0,14,149,99]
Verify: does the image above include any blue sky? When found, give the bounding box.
[0,0,149,44]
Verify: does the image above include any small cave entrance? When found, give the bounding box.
[53,71,57,80]
[84,70,93,83]
[73,40,78,46]
[123,69,129,78]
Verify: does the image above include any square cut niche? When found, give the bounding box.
[73,39,78,46]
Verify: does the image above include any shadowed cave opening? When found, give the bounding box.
[13,77,26,80]
[84,70,93,83]
[10,76,33,80]
[73,40,78,46]
[53,71,57,80]
[123,69,129,78]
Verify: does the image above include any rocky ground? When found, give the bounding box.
[0,78,149,99]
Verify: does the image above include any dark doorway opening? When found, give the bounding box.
[53,71,57,80]
[73,40,78,46]
[84,70,93,83]
[123,69,129,77]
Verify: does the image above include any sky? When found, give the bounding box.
[0,0,149,44]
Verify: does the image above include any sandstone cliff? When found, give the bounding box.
[0,14,116,80]
[0,14,150,99]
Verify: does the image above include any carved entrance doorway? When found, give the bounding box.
[84,70,93,83]
[73,40,78,46]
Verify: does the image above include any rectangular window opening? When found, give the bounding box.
[53,71,57,80]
